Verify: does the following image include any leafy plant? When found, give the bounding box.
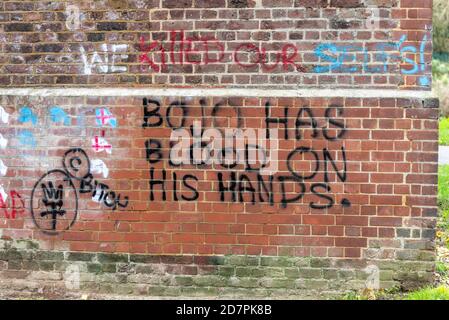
[434,81,449,117]
[434,0,449,54]
[341,291,365,300]
[433,58,449,84]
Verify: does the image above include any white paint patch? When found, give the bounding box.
[365,265,380,290]
[0,106,10,124]
[64,264,80,290]
[91,159,109,178]
[0,185,7,202]
[0,160,7,176]
[92,186,103,203]
[0,134,8,149]
[65,5,81,31]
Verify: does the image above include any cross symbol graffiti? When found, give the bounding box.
[96,108,114,126]
[92,135,112,152]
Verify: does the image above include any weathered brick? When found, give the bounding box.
[298,268,323,279]
[87,33,105,42]
[97,253,129,264]
[96,22,127,31]
[66,252,96,262]
[5,23,33,32]
[162,0,193,8]
[235,267,265,277]
[175,276,194,286]
[35,251,64,261]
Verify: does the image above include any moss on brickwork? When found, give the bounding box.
[0,241,435,298]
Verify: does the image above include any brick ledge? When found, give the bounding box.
[0,88,435,99]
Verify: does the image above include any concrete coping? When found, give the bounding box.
[0,88,435,99]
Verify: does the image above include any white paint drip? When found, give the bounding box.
[0,160,7,176]
[0,185,7,202]
[0,106,10,124]
[0,134,8,149]
[91,159,109,178]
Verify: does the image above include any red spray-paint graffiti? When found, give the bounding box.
[233,43,304,72]
[0,190,25,219]
[139,30,306,73]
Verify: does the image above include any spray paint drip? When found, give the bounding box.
[419,34,430,86]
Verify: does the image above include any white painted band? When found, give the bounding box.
[0,88,435,99]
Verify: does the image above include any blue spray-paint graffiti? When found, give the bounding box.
[418,35,430,86]
[313,34,430,86]
[18,130,37,148]
[95,108,117,128]
[49,107,70,126]
[18,107,38,125]
[15,107,117,150]
[77,111,86,128]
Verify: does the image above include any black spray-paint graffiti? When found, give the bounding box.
[31,148,128,235]
[142,98,351,209]
[62,149,129,211]
[31,169,78,235]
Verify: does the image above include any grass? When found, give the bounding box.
[341,291,366,300]
[343,286,449,300]
[406,286,449,300]
[440,118,449,145]
[439,165,449,211]
[438,165,449,249]
[436,261,448,276]
[341,287,449,301]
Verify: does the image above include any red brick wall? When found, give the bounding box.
[0,95,437,258]
[0,0,433,89]
[0,0,438,297]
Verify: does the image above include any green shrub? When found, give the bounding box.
[434,0,449,54]
[433,58,449,84]
[434,80,449,117]
[440,118,449,145]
